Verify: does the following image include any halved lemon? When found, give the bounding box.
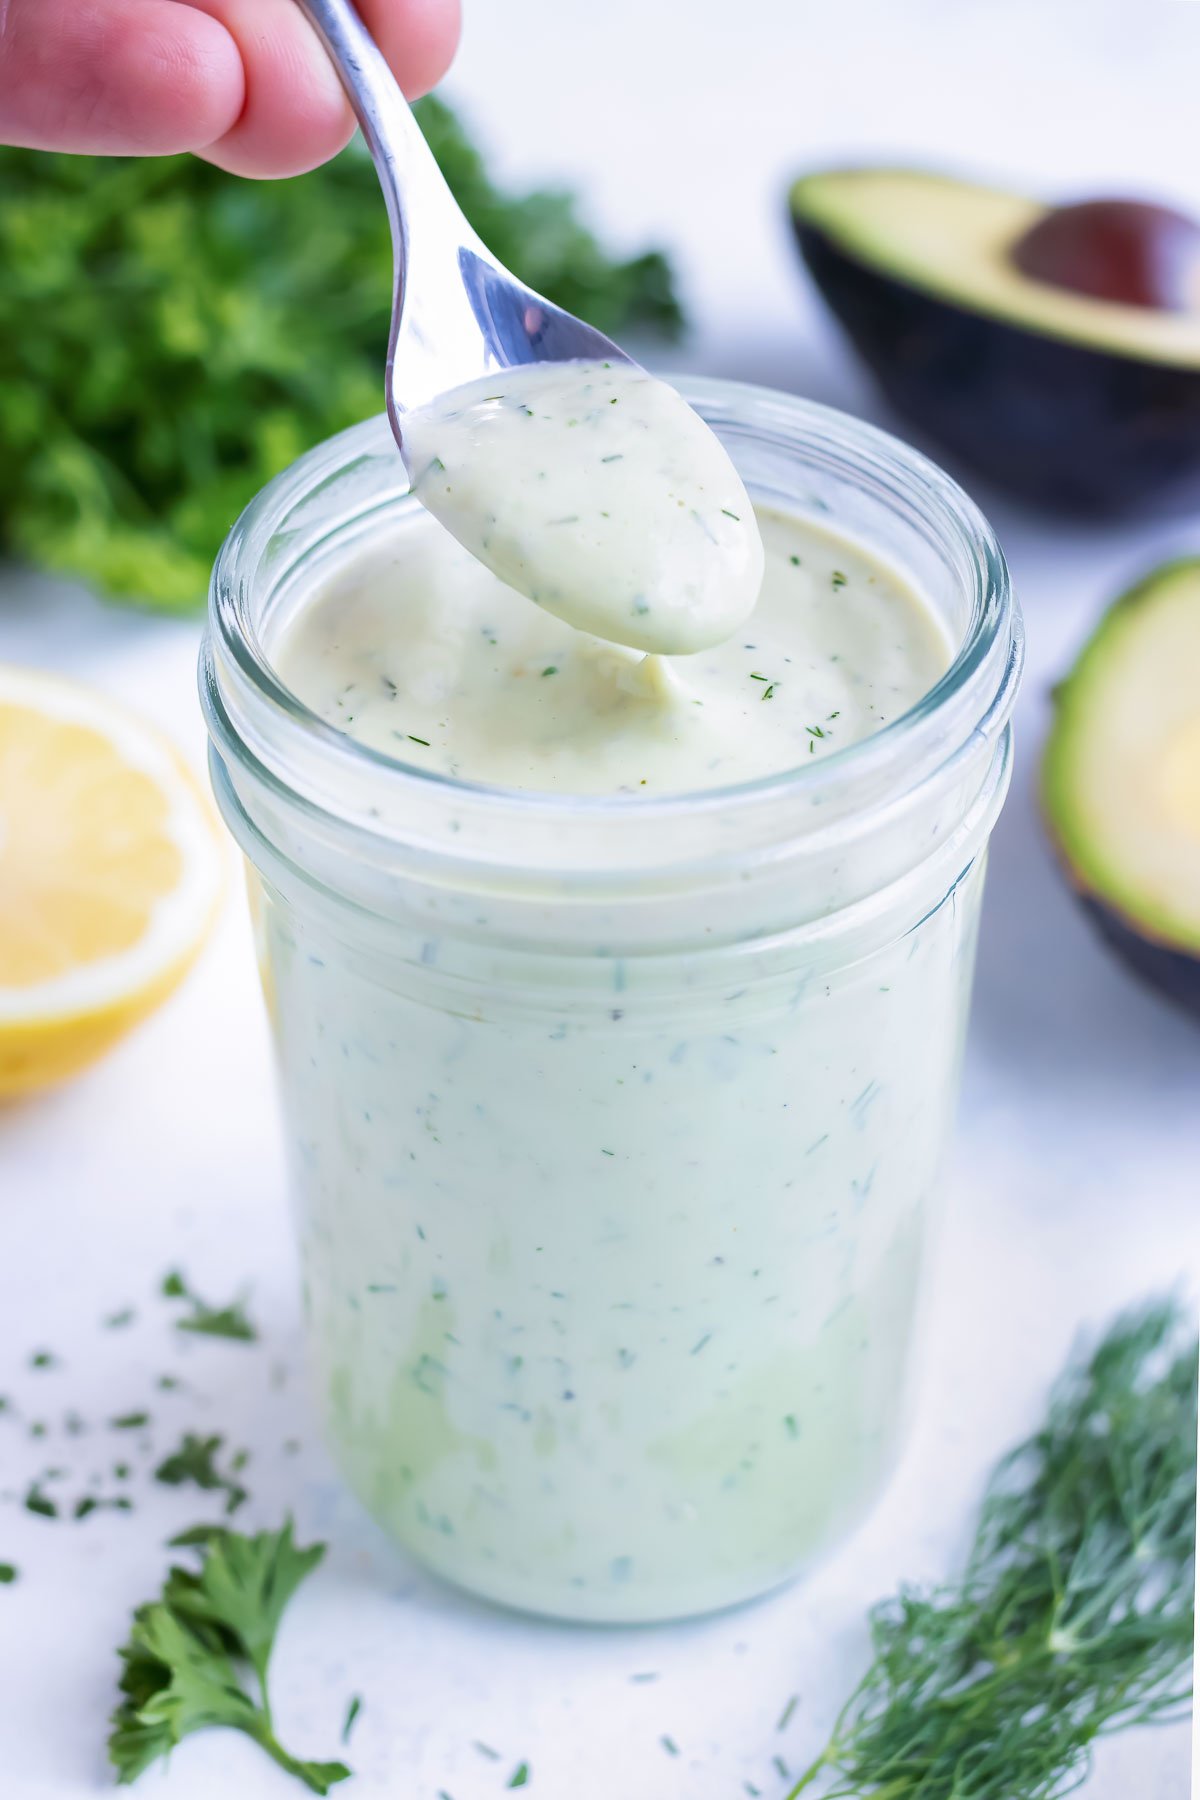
[0,665,223,1097]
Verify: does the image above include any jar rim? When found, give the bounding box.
[203,376,1022,869]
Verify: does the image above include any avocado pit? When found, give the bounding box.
[1011,198,1200,313]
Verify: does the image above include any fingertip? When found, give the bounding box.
[192,0,356,179]
[129,9,246,153]
[192,0,462,178]
[365,0,463,97]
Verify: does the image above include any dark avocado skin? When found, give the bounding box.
[1081,897,1200,1021]
[794,221,1200,516]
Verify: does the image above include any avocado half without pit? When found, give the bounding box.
[789,169,1200,514]
[1043,559,1200,1018]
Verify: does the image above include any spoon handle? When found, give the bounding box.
[293,0,454,276]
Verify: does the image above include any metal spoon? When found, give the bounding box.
[293,0,633,453]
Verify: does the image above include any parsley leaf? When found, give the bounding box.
[109,1521,349,1793]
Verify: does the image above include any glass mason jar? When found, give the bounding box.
[201,379,1022,1625]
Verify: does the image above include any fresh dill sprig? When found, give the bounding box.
[789,1298,1196,1799]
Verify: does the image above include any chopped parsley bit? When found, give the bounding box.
[827,711,841,720]
[29,1351,57,1370]
[24,1481,57,1518]
[541,666,558,678]
[75,1495,133,1520]
[609,397,619,404]
[472,1742,501,1761]
[341,1696,363,1744]
[600,453,624,462]
[161,1270,258,1343]
[777,1695,799,1731]
[789,554,802,567]
[721,509,741,520]
[690,1333,712,1355]
[507,1764,530,1789]
[806,725,826,739]
[749,672,769,681]
[155,1432,249,1514]
[110,1411,150,1431]
[762,684,776,702]
[0,1563,17,1584]
[660,1735,680,1757]
[772,1754,790,1780]
[831,570,848,589]
[104,1308,136,1329]
[157,1375,181,1391]
[408,735,431,748]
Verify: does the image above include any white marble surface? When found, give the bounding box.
[0,2,1196,1795]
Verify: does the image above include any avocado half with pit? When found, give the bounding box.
[789,169,1200,514]
[1043,560,1200,1017]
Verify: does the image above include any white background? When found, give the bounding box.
[1,2,1196,1796]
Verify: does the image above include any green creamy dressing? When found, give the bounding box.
[264,439,963,1621]
[274,506,948,795]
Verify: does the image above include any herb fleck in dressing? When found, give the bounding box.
[398,360,765,655]
[275,508,947,796]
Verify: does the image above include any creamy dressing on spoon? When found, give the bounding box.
[399,360,765,655]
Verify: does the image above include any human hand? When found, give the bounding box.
[0,0,460,177]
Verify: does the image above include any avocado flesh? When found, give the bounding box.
[1044,561,1200,995]
[791,169,1200,367]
